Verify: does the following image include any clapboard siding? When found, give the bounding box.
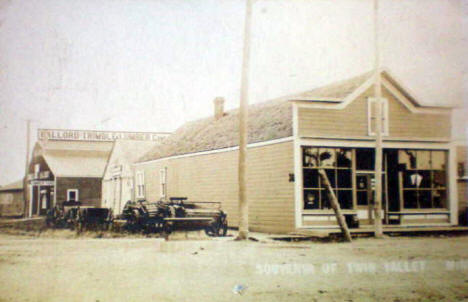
[385,89,450,138]
[298,86,451,139]
[135,141,295,234]
[298,94,368,137]
[457,146,467,218]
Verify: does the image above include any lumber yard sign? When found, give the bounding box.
[38,129,169,142]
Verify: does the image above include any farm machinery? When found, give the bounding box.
[46,200,113,232]
[115,197,228,236]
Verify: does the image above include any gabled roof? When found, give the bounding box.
[291,71,374,102]
[138,69,452,163]
[36,140,113,177]
[139,98,292,162]
[103,140,160,178]
[0,180,23,192]
[290,69,453,112]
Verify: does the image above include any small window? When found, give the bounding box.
[67,189,79,201]
[34,164,40,179]
[368,97,389,136]
[136,171,145,199]
[160,168,167,198]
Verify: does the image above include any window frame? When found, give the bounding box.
[159,168,167,199]
[399,149,448,210]
[302,147,354,210]
[67,189,79,202]
[367,97,389,136]
[135,171,145,199]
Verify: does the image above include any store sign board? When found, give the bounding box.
[111,165,123,176]
[30,180,54,186]
[38,129,169,142]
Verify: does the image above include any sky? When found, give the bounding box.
[0,0,466,185]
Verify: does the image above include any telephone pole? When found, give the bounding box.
[23,119,31,218]
[373,0,384,238]
[237,0,253,240]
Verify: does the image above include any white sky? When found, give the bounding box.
[0,0,466,185]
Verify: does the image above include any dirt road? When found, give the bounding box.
[0,232,468,302]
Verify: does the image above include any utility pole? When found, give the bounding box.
[318,169,352,242]
[23,119,31,218]
[373,0,384,238]
[237,0,253,240]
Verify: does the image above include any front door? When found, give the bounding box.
[356,173,375,224]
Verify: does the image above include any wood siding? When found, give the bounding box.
[135,141,295,234]
[457,146,467,223]
[56,177,102,207]
[298,86,451,140]
[0,190,24,217]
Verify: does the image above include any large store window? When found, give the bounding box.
[303,147,353,210]
[399,150,447,209]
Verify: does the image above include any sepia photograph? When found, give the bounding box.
[0,0,467,301]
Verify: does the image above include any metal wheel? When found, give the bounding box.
[162,221,172,235]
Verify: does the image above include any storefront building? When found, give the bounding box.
[134,70,458,234]
[26,129,168,217]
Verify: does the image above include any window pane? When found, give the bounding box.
[323,169,336,188]
[321,191,331,209]
[418,170,431,188]
[356,148,374,170]
[432,151,445,170]
[419,191,432,208]
[337,170,352,188]
[303,147,318,167]
[303,169,319,188]
[399,150,417,170]
[417,151,431,169]
[433,189,446,208]
[338,190,353,209]
[337,149,352,167]
[403,171,416,188]
[433,171,446,188]
[319,148,336,167]
[404,190,418,208]
[304,190,320,209]
[357,175,368,190]
[357,191,368,206]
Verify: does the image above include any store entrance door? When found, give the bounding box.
[356,173,375,224]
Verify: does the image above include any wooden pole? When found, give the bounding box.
[373,0,384,238]
[23,119,31,218]
[318,169,352,242]
[237,0,253,240]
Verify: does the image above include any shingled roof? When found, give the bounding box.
[290,70,373,101]
[0,180,23,192]
[139,97,292,162]
[139,70,400,163]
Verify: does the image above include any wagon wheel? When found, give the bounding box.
[204,217,221,237]
[219,216,228,237]
[162,221,172,236]
[75,211,84,234]
[126,210,140,232]
[205,216,228,237]
[204,225,216,237]
[75,220,84,234]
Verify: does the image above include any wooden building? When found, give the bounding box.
[26,129,168,217]
[456,143,467,225]
[0,180,24,217]
[134,70,459,234]
[102,140,160,214]
[26,139,113,217]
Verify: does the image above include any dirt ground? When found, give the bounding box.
[0,230,468,302]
